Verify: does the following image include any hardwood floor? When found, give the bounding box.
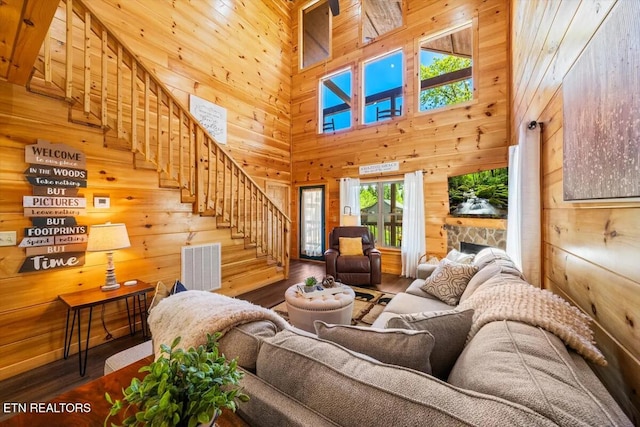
[0,260,412,422]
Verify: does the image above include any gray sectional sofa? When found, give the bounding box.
[110,248,632,426]
[224,248,632,426]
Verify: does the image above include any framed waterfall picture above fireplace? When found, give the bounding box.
[448,167,508,219]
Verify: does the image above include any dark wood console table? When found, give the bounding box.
[58,280,154,376]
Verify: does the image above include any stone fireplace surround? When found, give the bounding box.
[445,219,507,254]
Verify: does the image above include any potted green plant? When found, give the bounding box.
[303,276,318,290]
[104,333,248,427]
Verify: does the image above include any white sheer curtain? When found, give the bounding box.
[339,178,361,225]
[506,122,542,287]
[401,171,425,278]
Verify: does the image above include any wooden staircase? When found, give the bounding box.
[25,0,290,276]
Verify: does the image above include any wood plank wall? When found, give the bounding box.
[87,0,293,191]
[289,0,510,270]
[511,0,639,422]
[0,0,292,381]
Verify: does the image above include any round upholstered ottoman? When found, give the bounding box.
[284,285,355,333]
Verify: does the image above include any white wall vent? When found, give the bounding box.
[181,243,222,291]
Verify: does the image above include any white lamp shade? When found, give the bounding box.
[341,214,359,226]
[87,223,131,252]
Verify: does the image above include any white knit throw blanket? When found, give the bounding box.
[148,290,290,357]
[458,281,607,366]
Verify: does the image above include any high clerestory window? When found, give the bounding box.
[419,22,475,112]
[301,0,331,69]
[319,67,352,133]
[362,49,404,125]
[361,0,404,44]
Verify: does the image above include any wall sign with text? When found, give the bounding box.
[189,94,227,144]
[19,139,88,273]
[359,161,399,175]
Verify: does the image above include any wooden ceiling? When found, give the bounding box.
[0,0,59,85]
[1,0,469,86]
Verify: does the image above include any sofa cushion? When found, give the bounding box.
[421,259,478,305]
[382,291,453,315]
[459,263,501,303]
[256,329,558,426]
[416,263,438,280]
[386,309,473,380]
[370,311,402,329]
[218,320,280,371]
[448,320,631,426]
[472,247,507,268]
[459,262,526,303]
[405,278,442,299]
[237,369,340,427]
[339,237,363,255]
[314,321,435,374]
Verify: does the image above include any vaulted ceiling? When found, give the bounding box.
[1,0,462,87]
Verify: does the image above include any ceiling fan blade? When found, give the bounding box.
[328,0,340,16]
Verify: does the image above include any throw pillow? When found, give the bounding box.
[386,309,474,380]
[445,249,475,264]
[171,279,188,294]
[421,259,478,305]
[314,321,435,374]
[339,237,363,256]
[149,281,171,313]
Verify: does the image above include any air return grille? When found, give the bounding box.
[181,243,221,291]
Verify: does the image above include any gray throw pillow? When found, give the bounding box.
[314,321,435,374]
[386,309,474,380]
[420,259,478,305]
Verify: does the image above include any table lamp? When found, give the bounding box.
[87,222,131,291]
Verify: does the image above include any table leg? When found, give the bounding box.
[132,295,138,335]
[125,297,134,336]
[77,307,93,377]
[136,294,149,338]
[63,308,77,359]
[141,294,149,338]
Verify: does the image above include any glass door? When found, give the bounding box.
[299,186,325,260]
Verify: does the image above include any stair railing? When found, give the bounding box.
[28,0,290,269]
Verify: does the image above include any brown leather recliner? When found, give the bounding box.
[324,226,382,286]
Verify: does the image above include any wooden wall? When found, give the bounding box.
[86,0,293,190]
[511,0,639,422]
[0,0,292,381]
[289,0,510,269]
